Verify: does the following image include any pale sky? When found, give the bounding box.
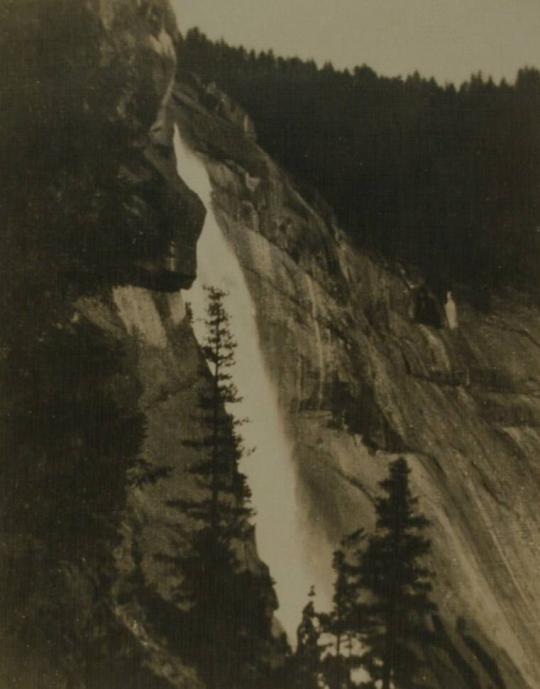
[173,0,540,84]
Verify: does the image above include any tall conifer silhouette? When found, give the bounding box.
[358,458,436,689]
[294,587,322,689]
[161,287,274,689]
[322,530,365,689]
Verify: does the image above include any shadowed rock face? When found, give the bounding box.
[1,0,203,290]
[174,80,540,689]
[1,5,285,687]
[0,2,210,687]
[1,0,178,145]
[3,2,540,686]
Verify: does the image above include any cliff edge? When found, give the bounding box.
[174,78,540,689]
[2,3,540,687]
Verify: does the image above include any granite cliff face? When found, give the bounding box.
[1,3,286,688]
[173,81,540,689]
[1,2,201,687]
[1,0,201,291]
[2,2,540,687]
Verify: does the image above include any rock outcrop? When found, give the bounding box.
[1,4,286,688]
[2,2,540,687]
[174,79,540,689]
[0,2,204,687]
[1,0,202,291]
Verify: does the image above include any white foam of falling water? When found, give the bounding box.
[445,291,459,330]
[173,126,317,641]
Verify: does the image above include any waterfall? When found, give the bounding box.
[445,291,459,330]
[173,126,316,641]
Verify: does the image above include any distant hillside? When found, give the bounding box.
[179,28,540,302]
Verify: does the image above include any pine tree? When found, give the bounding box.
[167,286,252,541]
[181,31,540,297]
[294,587,322,689]
[357,458,436,689]
[321,530,365,689]
[160,286,275,689]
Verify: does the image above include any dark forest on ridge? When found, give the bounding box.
[180,29,540,304]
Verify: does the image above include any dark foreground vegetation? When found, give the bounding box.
[180,29,540,299]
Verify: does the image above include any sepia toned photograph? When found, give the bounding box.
[1,1,539,687]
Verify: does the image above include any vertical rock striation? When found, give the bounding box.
[1,4,284,687]
[173,78,540,689]
[2,2,540,685]
[0,2,206,686]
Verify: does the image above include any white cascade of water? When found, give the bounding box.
[173,126,316,641]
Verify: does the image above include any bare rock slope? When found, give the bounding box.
[174,79,540,689]
[2,1,540,685]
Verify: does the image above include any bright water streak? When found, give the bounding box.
[173,126,315,641]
